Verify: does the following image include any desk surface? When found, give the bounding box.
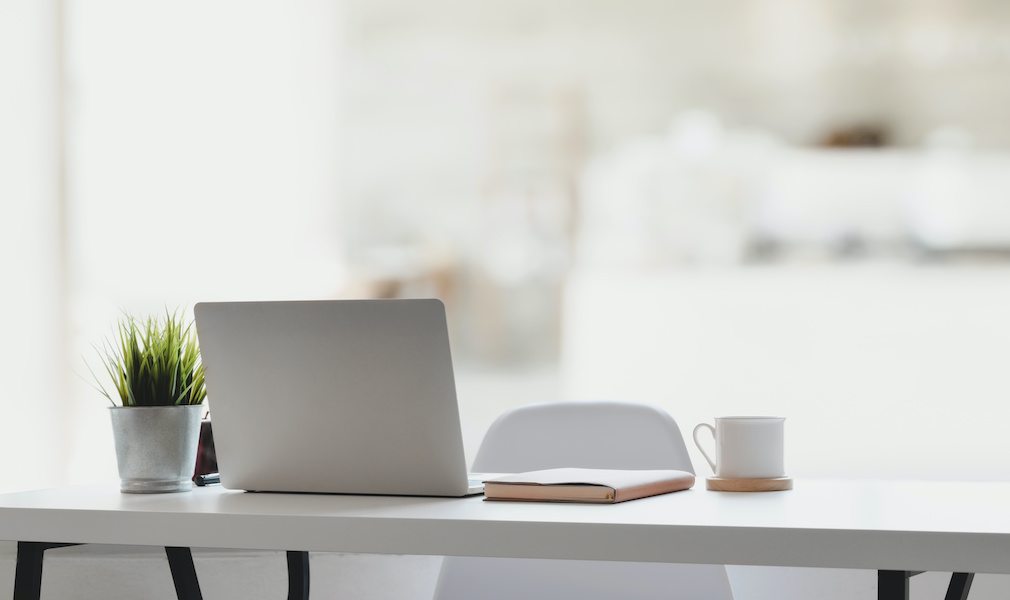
[1,480,1009,574]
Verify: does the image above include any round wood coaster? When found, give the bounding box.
[706,476,793,492]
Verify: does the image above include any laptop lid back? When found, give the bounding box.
[194,298,472,496]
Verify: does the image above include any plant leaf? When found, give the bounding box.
[84,307,207,407]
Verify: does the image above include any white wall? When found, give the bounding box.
[0,0,67,493]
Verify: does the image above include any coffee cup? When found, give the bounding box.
[692,416,785,479]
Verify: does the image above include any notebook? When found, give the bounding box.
[193,298,485,497]
[483,468,696,503]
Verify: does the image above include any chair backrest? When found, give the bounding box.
[435,401,734,600]
[472,401,696,473]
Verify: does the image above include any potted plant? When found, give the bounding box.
[89,309,207,493]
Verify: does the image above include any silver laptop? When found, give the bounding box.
[193,298,484,496]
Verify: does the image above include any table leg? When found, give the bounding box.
[944,573,974,600]
[13,542,79,600]
[286,551,310,600]
[165,546,203,600]
[878,570,925,600]
[13,542,46,600]
[879,570,975,600]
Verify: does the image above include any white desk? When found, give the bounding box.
[0,480,1007,599]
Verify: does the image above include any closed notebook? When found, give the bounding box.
[483,468,695,503]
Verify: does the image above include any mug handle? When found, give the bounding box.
[692,423,718,473]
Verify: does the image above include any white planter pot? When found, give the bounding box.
[109,405,203,493]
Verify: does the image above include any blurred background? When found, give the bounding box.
[5,0,1010,512]
[6,0,1010,598]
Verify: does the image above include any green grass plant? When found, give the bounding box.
[88,309,207,407]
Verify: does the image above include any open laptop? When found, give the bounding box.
[193,298,485,497]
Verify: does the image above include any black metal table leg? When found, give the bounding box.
[14,542,47,600]
[945,573,974,600]
[878,570,924,600]
[286,551,310,600]
[879,570,974,600]
[13,542,79,600]
[165,546,204,600]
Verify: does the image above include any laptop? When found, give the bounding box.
[193,298,485,497]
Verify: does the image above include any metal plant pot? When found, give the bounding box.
[109,405,203,493]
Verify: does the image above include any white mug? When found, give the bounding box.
[692,416,785,479]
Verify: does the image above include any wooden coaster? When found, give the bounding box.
[706,476,793,492]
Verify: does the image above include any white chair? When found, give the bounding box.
[433,401,734,600]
